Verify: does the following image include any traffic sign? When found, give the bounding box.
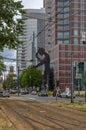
[76,73,82,79]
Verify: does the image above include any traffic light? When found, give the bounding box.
[78,62,84,73]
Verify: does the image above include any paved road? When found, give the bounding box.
[10,94,86,102]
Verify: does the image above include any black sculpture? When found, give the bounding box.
[35,47,50,86]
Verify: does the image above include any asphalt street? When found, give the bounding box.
[10,94,86,102]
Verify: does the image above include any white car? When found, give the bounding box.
[60,91,75,98]
[31,90,37,95]
[0,90,10,97]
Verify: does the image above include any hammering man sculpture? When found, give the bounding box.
[34,47,50,89]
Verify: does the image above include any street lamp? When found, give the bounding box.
[29,75,31,87]
[83,42,86,102]
[70,53,74,103]
[17,65,20,96]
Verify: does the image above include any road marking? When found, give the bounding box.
[29,98,36,100]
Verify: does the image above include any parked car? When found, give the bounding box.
[0,90,10,97]
[59,91,75,98]
[53,89,65,97]
[38,90,48,97]
[31,90,37,95]
[10,89,17,94]
[21,90,29,95]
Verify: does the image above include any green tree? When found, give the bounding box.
[19,69,28,87]
[3,75,12,89]
[20,66,42,88]
[82,72,86,90]
[0,56,6,74]
[3,74,16,89]
[0,0,25,50]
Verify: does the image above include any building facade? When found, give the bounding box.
[44,0,86,90]
[17,8,45,72]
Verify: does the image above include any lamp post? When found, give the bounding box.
[17,65,20,96]
[83,42,86,102]
[71,53,74,103]
[85,85,86,102]
[29,75,31,87]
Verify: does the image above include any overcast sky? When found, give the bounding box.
[22,0,43,9]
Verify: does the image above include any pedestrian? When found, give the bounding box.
[56,86,60,101]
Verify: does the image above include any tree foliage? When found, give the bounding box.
[82,72,86,90]
[3,74,17,89]
[0,0,25,50]
[20,66,42,88]
[0,56,6,72]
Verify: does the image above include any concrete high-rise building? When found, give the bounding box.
[17,8,45,72]
[44,0,86,90]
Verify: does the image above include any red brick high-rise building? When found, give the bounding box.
[44,0,86,90]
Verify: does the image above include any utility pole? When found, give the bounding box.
[71,53,74,103]
[32,32,35,65]
[17,66,20,96]
[85,85,86,102]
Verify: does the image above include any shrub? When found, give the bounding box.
[48,91,53,95]
[75,93,85,97]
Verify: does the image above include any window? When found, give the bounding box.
[64,40,69,44]
[58,1,64,6]
[80,11,84,16]
[80,0,84,3]
[48,36,51,42]
[80,24,84,28]
[74,4,78,8]
[74,38,78,44]
[58,32,63,38]
[58,20,64,24]
[74,0,78,2]
[48,43,52,49]
[80,4,84,9]
[74,23,78,28]
[64,25,69,30]
[48,30,51,35]
[58,26,64,30]
[74,30,78,36]
[64,32,69,38]
[58,13,64,19]
[64,13,69,18]
[64,19,69,24]
[80,17,84,21]
[80,39,82,44]
[58,40,63,44]
[74,17,78,21]
[64,7,69,12]
[47,8,50,13]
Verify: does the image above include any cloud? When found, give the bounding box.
[1,48,16,62]
[22,0,43,9]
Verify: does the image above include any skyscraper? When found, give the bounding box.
[17,8,45,72]
[44,0,86,90]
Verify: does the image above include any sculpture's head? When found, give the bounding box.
[38,47,45,55]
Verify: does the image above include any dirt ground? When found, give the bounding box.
[0,99,86,130]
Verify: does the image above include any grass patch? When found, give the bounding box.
[75,93,85,97]
[0,125,13,130]
[49,100,86,111]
